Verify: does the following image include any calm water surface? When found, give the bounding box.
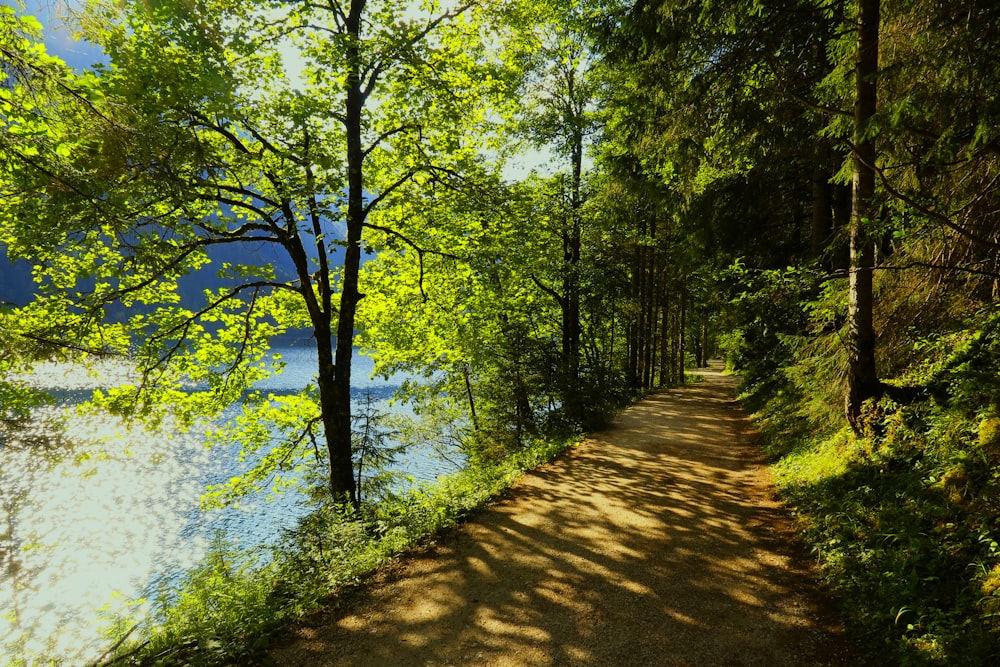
[0,347,458,666]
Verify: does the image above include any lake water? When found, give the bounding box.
[0,347,460,666]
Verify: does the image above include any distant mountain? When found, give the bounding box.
[175,238,306,305]
[0,254,35,307]
[0,238,342,319]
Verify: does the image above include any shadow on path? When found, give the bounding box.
[270,364,857,666]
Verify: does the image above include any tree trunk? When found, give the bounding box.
[608,294,616,372]
[659,278,670,385]
[846,0,881,430]
[647,261,660,387]
[831,182,852,273]
[562,137,582,418]
[462,363,479,432]
[811,155,833,260]
[648,216,661,388]
[700,322,709,368]
[668,299,678,386]
[677,281,686,384]
[629,216,646,387]
[321,0,368,506]
[642,245,655,389]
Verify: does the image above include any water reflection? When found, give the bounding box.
[0,348,460,666]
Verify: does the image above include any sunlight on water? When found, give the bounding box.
[1,404,218,665]
[0,348,460,665]
[22,357,139,390]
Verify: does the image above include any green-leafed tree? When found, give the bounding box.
[356,173,562,460]
[594,0,835,393]
[0,4,114,431]
[0,0,513,507]
[592,1,1000,661]
[512,0,602,421]
[843,0,881,429]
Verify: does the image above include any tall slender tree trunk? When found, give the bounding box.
[846,0,881,430]
[811,155,832,260]
[321,0,367,506]
[647,262,660,387]
[642,248,656,389]
[629,216,646,387]
[667,298,678,386]
[462,363,479,432]
[659,277,670,385]
[642,217,658,388]
[700,322,709,367]
[677,281,686,384]
[562,135,583,419]
[608,294,616,371]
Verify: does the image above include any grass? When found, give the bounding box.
[90,433,580,667]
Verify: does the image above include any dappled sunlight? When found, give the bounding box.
[269,365,852,666]
[20,357,139,392]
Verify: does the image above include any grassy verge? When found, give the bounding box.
[747,383,1000,666]
[92,435,579,667]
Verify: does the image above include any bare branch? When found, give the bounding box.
[186,111,255,155]
[531,274,564,305]
[875,260,1000,281]
[138,280,303,391]
[185,113,297,202]
[17,332,111,357]
[244,123,307,167]
[360,2,477,101]
[361,220,460,262]
[362,220,460,302]
[303,127,333,316]
[191,177,283,211]
[96,236,294,311]
[0,44,120,127]
[851,144,1000,250]
[189,196,275,227]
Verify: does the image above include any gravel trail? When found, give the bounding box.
[269,363,858,666]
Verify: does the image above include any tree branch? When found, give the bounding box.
[531,274,564,306]
[362,168,419,216]
[360,2,477,101]
[362,124,415,159]
[191,177,283,211]
[852,144,1000,250]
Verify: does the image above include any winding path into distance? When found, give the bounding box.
[270,363,858,666]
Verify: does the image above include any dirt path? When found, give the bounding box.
[269,364,858,666]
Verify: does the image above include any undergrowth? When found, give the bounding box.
[91,434,579,667]
[744,324,1000,666]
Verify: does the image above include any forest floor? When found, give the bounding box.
[268,363,860,666]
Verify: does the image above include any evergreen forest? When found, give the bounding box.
[2,0,1000,664]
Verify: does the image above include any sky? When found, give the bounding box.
[22,0,104,69]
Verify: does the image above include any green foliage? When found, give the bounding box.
[751,359,1000,665]
[926,309,1000,415]
[357,164,636,462]
[7,0,998,660]
[594,0,1000,663]
[1,0,536,506]
[351,391,409,506]
[720,261,820,402]
[730,252,1000,665]
[138,540,278,667]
